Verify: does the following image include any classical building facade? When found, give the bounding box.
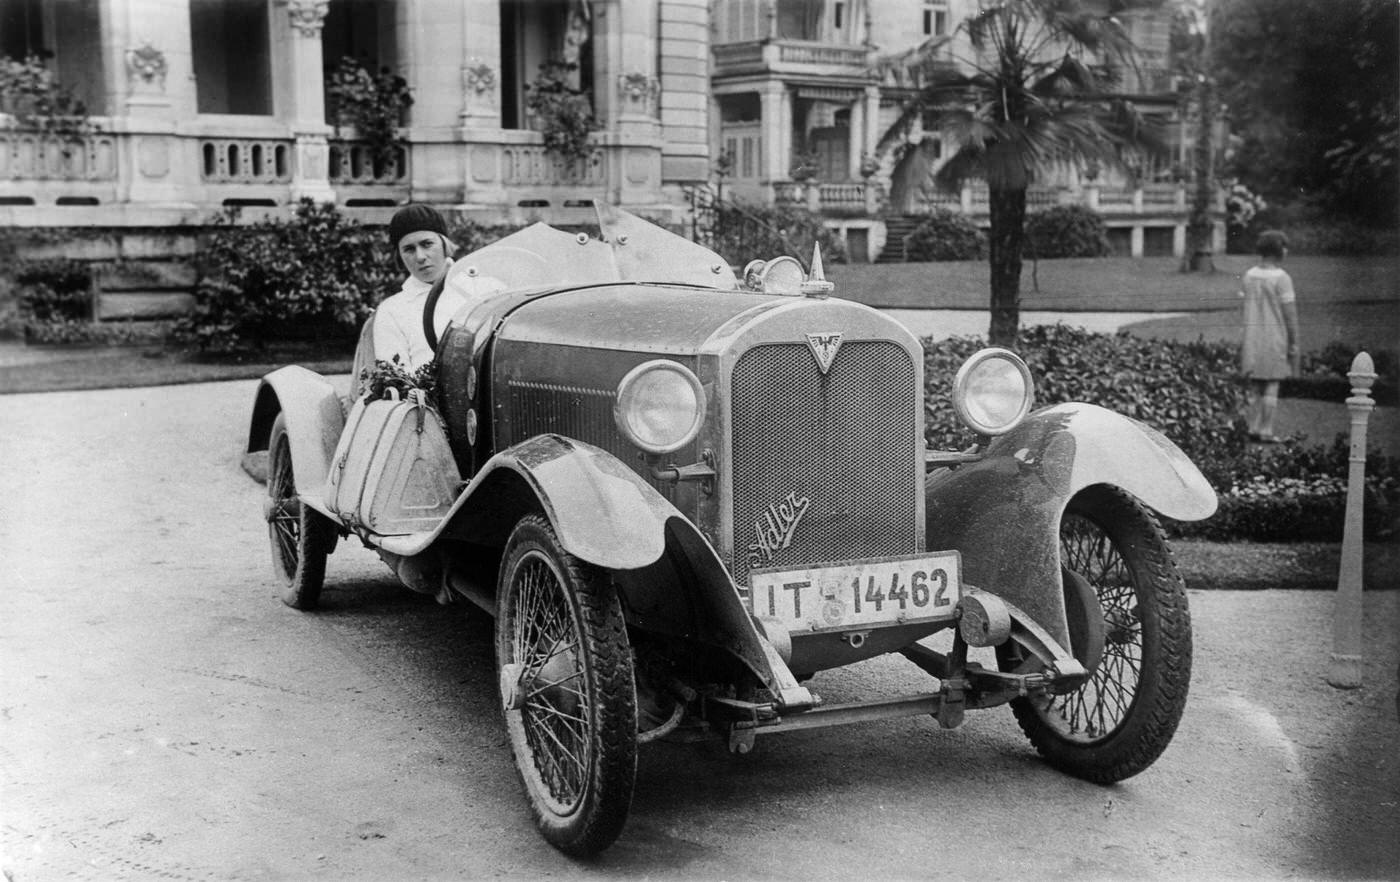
[710,0,1221,259]
[0,0,710,228]
[1,0,1219,271]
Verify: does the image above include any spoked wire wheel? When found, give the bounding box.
[496,515,636,855]
[999,485,1192,783]
[266,413,336,610]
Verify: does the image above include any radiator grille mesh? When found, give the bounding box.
[730,341,919,584]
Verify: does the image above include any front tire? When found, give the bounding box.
[495,515,637,855]
[1000,485,1192,783]
[266,413,336,610]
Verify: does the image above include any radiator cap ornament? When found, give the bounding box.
[800,242,835,298]
[806,331,843,374]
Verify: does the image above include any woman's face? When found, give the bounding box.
[398,232,449,284]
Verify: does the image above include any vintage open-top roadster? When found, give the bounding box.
[248,204,1216,855]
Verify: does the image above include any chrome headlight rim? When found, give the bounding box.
[952,347,1035,436]
[613,359,707,455]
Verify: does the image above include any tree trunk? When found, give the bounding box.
[1182,76,1217,273]
[987,186,1027,347]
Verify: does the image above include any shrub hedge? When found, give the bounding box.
[923,325,1399,542]
[1024,205,1112,258]
[14,257,92,325]
[711,202,847,268]
[178,200,397,351]
[905,210,986,261]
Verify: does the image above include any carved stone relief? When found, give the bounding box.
[617,71,660,115]
[126,43,168,90]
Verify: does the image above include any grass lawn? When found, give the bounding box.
[830,254,1400,355]
[0,344,351,395]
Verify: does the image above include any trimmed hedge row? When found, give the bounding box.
[923,325,1399,542]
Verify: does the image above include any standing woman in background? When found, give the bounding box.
[1240,229,1301,443]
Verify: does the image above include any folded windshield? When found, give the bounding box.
[441,203,737,302]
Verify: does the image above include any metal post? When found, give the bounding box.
[1327,352,1376,688]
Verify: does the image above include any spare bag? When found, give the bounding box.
[326,388,461,535]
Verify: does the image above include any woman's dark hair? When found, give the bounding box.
[1256,229,1289,259]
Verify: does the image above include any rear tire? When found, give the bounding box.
[495,515,637,855]
[266,413,336,610]
[1000,485,1192,783]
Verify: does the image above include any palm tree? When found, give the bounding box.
[876,0,1167,346]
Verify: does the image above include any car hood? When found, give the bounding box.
[494,284,794,355]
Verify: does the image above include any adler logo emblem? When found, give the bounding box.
[806,332,843,374]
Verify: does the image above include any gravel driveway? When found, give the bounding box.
[2,380,1397,880]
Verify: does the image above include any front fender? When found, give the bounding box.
[376,434,813,708]
[377,434,672,568]
[475,434,673,569]
[925,403,1217,648]
[247,366,345,494]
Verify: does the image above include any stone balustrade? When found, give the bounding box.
[198,138,293,184]
[501,144,606,187]
[328,141,409,185]
[0,130,117,182]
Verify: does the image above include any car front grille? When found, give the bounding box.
[730,341,920,585]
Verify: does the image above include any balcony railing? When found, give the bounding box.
[713,38,871,75]
[0,130,117,181]
[713,42,765,68]
[776,41,868,67]
[329,141,408,185]
[199,138,292,184]
[501,145,606,187]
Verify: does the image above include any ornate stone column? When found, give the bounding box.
[281,0,335,202]
[102,0,195,207]
[459,2,502,129]
[611,0,660,139]
[760,81,787,202]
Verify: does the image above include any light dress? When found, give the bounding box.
[1239,264,1296,380]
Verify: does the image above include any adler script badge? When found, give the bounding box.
[805,332,843,375]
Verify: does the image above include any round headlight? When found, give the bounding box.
[953,348,1034,435]
[758,256,805,296]
[614,360,707,454]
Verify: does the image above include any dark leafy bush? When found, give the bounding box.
[1290,341,1399,405]
[1279,219,1400,257]
[178,200,396,352]
[1242,202,1399,256]
[924,325,1246,472]
[924,326,1400,542]
[326,56,413,165]
[1024,205,1111,258]
[905,210,987,261]
[15,258,91,322]
[711,202,846,268]
[1169,436,1399,541]
[525,61,596,167]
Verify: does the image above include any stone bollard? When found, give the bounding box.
[1327,352,1376,688]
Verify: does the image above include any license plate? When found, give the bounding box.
[748,552,962,634]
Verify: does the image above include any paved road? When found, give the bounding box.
[2,380,1397,880]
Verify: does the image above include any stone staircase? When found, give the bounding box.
[874,215,924,263]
